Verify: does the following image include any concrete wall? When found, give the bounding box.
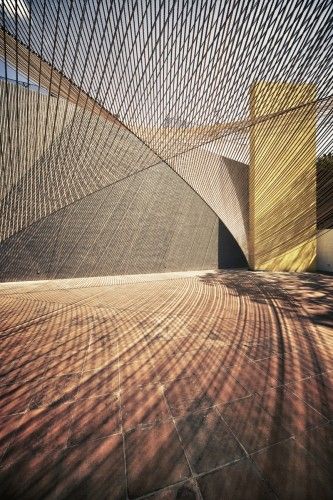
[0,82,160,242]
[317,230,333,273]
[316,163,333,272]
[0,163,219,281]
[170,144,249,260]
[0,83,220,281]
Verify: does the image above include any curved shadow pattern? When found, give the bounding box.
[0,271,332,499]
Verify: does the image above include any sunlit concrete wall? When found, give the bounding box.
[249,81,317,271]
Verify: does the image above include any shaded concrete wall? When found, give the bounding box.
[218,221,248,269]
[0,84,220,281]
[0,82,160,242]
[0,163,219,281]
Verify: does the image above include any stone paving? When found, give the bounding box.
[0,271,332,499]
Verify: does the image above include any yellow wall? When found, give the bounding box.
[249,81,317,271]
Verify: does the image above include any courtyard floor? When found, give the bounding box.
[0,270,332,499]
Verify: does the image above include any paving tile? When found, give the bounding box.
[0,355,46,386]
[83,347,118,371]
[254,353,315,388]
[118,341,151,365]
[256,386,327,435]
[147,338,177,359]
[282,342,333,374]
[125,420,190,498]
[164,375,213,417]
[0,414,24,464]
[46,339,88,358]
[0,272,332,499]
[76,365,119,399]
[321,371,333,387]
[43,353,85,377]
[143,479,201,499]
[119,360,159,389]
[295,422,333,473]
[29,340,61,357]
[206,345,250,368]
[252,438,333,499]
[217,396,291,454]
[121,384,170,431]
[0,446,64,499]
[244,343,278,361]
[59,434,126,499]
[18,359,49,380]
[224,360,272,394]
[0,383,34,416]
[68,394,121,445]
[0,434,126,500]
[146,317,190,341]
[165,337,209,354]
[187,318,234,341]
[89,333,116,351]
[118,331,146,350]
[30,374,80,408]
[0,350,23,367]
[175,408,244,474]
[154,351,206,382]
[1,404,72,467]
[1,333,38,350]
[197,459,275,500]
[288,375,333,419]
[200,368,250,406]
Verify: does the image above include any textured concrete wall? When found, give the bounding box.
[0,83,219,281]
[169,143,249,259]
[0,163,219,280]
[249,81,317,271]
[317,230,333,272]
[0,82,160,242]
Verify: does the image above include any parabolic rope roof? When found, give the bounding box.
[0,0,332,280]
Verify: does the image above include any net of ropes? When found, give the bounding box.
[0,0,332,278]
